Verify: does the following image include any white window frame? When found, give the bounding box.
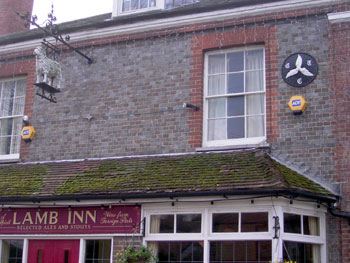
[202,46,266,148]
[113,0,164,16]
[143,198,326,263]
[0,77,26,162]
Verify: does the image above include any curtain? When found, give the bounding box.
[1,241,10,263]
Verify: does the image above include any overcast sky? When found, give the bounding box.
[32,0,112,25]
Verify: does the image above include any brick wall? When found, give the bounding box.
[0,0,33,35]
[113,236,143,262]
[329,21,350,263]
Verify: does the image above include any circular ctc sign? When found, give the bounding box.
[281,53,318,87]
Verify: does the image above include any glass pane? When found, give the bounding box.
[176,214,201,233]
[140,0,147,8]
[208,98,225,118]
[235,242,245,262]
[0,119,13,136]
[303,216,320,236]
[284,213,301,234]
[3,81,15,99]
[131,0,139,9]
[247,94,264,115]
[0,99,14,117]
[227,96,244,117]
[14,97,25,116]
[85,240,111,261]
[122,0,131,11]
[212,213,238,232]
[150,0,156,7]
[227,52,244,72]
[241,212,268,232]
[208,119,226,141]
[227,117,244,139]
[247,115,265,138]
[165,0,173,8]
[208,54,225,74]
[2,240,23,263]
[246,70,264,92]
[247,241,259,261]
[150,215,174,233]
[227,73,244,94]
[208,75,225,96]
[283,241,320,263]
[152,241,203,263]
[0,137,11,155]
[246,49,264,70]
[11,135,21,154]
[15,79,26,97]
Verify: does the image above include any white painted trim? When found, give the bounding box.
[0,0,344,55]
[0,153,19,163]
[328,11,350,23]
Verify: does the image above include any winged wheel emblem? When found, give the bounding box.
[285,54,314,79]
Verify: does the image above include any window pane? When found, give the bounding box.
[208,119,226,141]
[0,137,11,155]
[227,52,244,72]
[283,241,320,263]
[227,117,244,139]
[150,215,174,233]
[122,0,131,11]
[0,119,13,136]
[210,241,271,263]
[85,240,111,262]
[131,0,139,9]
[150,241,203,263]
[208,98,226,118]
[13,97,25,116]
[1,240,23,263]
[150,0,156,7]
[2,81,15,99]
[227,73,244,94]
[303,216,320,236]
[208,75,225,96]
[284,213,301,234]
[246,49,264,70]
[247,116,265,138]
[140,0,148,8]
[177,214,201,233]
[208,54,225,74]
[246,70,264,92]
[212,213,238,232]
[247,94,264,115]
[15,79,26,97]
[0,99,14,117]
[241,212,268,232]
[227,96,244,117]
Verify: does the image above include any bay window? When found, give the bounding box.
[203,47,266,147]
[144,200,326,263]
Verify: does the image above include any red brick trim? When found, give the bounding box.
[188,26,279,148]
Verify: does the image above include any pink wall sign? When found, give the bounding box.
[0,205,141,234]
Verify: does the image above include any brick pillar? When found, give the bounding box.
[0,0,34,35]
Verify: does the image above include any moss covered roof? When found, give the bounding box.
[0,149,333,201]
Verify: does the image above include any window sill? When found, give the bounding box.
[196,142,270,152]
[0,154,20,163]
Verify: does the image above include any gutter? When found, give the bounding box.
[0,189,337,204]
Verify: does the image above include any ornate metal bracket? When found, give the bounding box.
[273,216,280,239]
[34,82,60,103]
[18,5,93,64]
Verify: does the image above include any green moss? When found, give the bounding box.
[0,165,46,196]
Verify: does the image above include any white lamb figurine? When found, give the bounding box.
[33,45,62,90]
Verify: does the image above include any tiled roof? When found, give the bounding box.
[0,149,334,202]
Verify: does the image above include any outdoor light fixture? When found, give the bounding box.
[183,103,200,111]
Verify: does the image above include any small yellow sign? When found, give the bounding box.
[21,126,36,142]
[288,95,307,115]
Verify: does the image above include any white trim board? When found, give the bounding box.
[328,11,350,23]
[0,0,344,55]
